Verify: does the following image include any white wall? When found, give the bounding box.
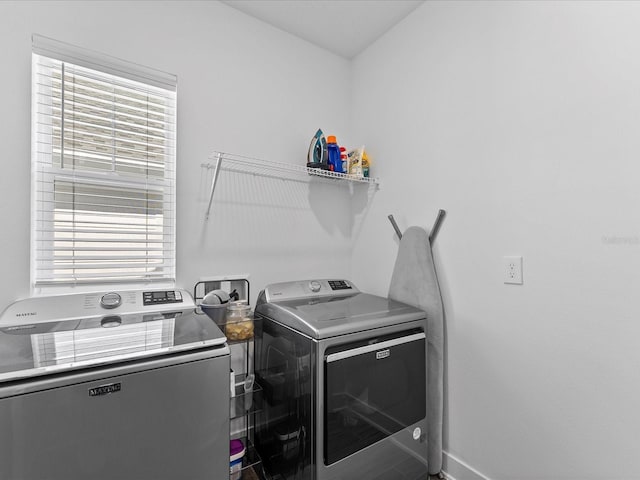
[5,1,640,479]
[0,0,359,310]
[352,1,640,479]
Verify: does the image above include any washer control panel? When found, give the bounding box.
[0,288,194,326]
[264,279,358,303]
[142,290,183,306]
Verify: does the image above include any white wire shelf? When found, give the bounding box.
[202,151,379,219]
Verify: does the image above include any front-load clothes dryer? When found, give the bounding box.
[254,279,429,480]
[0,289,230,480]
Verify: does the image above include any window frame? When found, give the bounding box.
[31,35,177,293]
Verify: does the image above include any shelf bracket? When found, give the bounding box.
[205,152,223,220]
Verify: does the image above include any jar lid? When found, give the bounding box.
[227,302,251,313]
[227,305,251,318]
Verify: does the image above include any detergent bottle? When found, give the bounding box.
[326,136,342,173]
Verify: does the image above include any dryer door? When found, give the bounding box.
[324,330,426,465]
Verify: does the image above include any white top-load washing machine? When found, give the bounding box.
[254,279,429,480]
[0,289,230,480]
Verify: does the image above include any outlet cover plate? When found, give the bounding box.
[503,256,523,284]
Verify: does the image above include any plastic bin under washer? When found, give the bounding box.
[0,289,230,480]
[254,279,429,480]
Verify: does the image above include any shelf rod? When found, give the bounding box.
[205,152,223,220]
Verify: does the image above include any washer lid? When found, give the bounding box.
[256,292,426,339]
[0,309,227,383]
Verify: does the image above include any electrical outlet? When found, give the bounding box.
[503,256,523,284]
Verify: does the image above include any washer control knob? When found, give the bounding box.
[309,281,322,293]
[101,316,122,328]
[100,292,122,309]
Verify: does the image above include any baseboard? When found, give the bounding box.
[442,451,492,480]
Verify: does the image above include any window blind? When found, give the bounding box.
[32,37,177,288]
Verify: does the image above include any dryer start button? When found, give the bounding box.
[309,281,322,293]
[100,292,122,309]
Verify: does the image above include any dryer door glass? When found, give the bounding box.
[324,331,426,465]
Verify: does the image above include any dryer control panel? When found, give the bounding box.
[263,279,358,303]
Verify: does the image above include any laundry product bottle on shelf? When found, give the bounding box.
[361,149,370,178]
[327,135,342,173]
[339,146,348,174]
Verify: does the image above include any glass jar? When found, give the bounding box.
[224,301,254,341]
